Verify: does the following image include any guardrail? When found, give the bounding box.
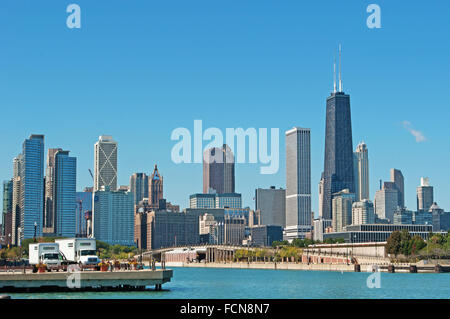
[0,263,147,273]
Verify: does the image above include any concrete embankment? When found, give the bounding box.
[170,262,357,272]
[168,261,450,273]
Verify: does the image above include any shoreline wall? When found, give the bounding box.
[157,261,445,273]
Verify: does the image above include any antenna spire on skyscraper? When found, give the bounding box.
[338,44,343,92]
[333,55,337,93]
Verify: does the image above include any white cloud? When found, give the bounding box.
[402,121,426,143]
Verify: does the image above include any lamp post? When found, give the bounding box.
[33,221,37,243]
[247,239,250,264]
[346,245,349,265]
[375,241,377,260]
[18,227,22,264]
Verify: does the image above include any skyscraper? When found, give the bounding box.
[142,210,200,249]
[390,168,405,208]
[353,142,369,202]
[284,127,311,240]
[322,46,355,221]
[331,189,355,232]
[76,188,93,237]
[94,135,117,191]
[129,173,149,206]
[92,186,134,246]
[318,173,324,218]
[374,182,398,222]
[255,187,286,228]
[54,150,77,237]
[352,199,376,225]
[2,180,13,238]
[312,218,332,242]
[11,156,22,245]
[430,202,450,232]
[189,193,242,209]
[203,145,235,194]
[149,165,163,206]
[20,134,45,241]
[417,177,434,212]
[44,148,62,231]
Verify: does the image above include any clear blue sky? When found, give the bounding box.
[0,1,449,218]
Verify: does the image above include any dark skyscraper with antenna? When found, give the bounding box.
[321,45,355,220]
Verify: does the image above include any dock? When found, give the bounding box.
[0,269,173,292]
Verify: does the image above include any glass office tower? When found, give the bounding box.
[322,91,355,220]
[54,150,77,237]
[20,134,45,241]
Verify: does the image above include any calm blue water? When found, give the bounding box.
[8,267,450,299]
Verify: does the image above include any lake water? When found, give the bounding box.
[8,267,450,299]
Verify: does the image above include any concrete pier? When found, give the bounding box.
[0,269,172,292]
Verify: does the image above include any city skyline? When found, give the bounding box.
[0,121,446,226]
[1,2,450,306]
[0,1,449,219]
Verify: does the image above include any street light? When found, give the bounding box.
[33,221,37,242]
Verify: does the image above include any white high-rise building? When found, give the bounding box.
[331,189,355,232]
[417,177,434,212]
[94,135,118,192]
[284,127,311,241]
[352,199,376,225]
[374,182,398,222]
[11,156,22,245]
[353,142,369,202]
[313,218,332,242]
[318,174,324,218]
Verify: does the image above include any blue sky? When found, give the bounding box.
[0,1,449,218]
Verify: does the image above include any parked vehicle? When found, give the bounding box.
[29,243,61,270]
[55,238,100,266]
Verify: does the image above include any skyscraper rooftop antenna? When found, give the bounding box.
[333,55,337,93]
[338,44,343,92]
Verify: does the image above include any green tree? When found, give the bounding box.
[272,240,288,248]
[400,229,412,255]
[291,238,302,247]
[323,237,345,244]
[386,230,402,256]
[410,235,426,255]
[234,249,245,261]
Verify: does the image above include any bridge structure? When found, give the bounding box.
[137,244,255,263]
